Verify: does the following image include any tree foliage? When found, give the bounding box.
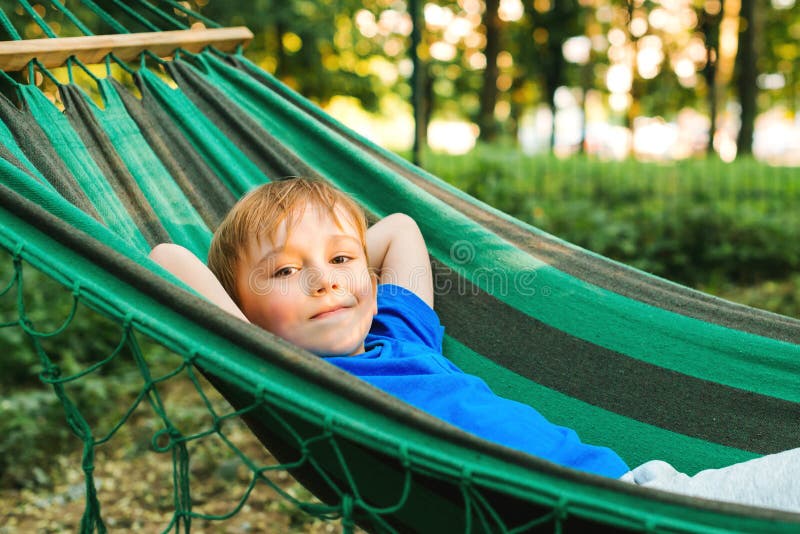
[2,0,797,153]
[182,0,800,158]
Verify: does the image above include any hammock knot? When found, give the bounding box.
[122,312,134,329]
[72,281,82,298]
[255,385,270,404]
[185,349,199,365]
[460,467,473,489]
[554,497,569,521]
[152,426,182,452]
[323,414,335,436]
[398,445,411,469]
[39,363,61,382]
[340,493,354,530]
[12,242,24,260]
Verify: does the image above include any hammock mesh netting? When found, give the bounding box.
[1,1,800,532]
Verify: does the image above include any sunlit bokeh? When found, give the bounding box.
[498,0,524,22]
[563,36,592,65]
[338,0,798,164]
[427,120,479,154]
[324,95,414,151]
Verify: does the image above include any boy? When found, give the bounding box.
[150,177,800,512]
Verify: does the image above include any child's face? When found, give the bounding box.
[236,202,377,356]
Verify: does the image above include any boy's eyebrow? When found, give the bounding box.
[253,246,284,266]
[253,235,361,265]
[329,234,362,246]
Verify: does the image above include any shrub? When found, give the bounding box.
[424,149,800,288]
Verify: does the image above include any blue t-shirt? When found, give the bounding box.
[325,284,630,478]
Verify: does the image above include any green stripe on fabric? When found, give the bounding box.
[0,112,52,187]
[137,68,266,197]
[195,53,800,404]
[164,59,320,186]
[88,79,210,257]
[112,78,235,228]
[19,85,150,252]
[60,85,171,247]
[443,336,758,474]
[0,93,102,220]
[432,266,799,455]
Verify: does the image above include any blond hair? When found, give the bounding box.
[208,178,368,305]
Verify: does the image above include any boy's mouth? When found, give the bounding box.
[310,305,350,320]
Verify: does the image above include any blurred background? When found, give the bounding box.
[199,0,800,165]
[199,0,800,314]
[1,1,799,531]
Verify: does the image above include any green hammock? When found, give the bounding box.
[2,2,799,532]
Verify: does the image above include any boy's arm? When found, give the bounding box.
[148,243,250,322]
[366,213,434,308]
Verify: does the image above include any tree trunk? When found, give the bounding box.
[543,2,570,150]
[544,57,562,150]
[701,1,723,155]
[274,21,287,78]
[624,0,639,133]
[409,0,426,165]
[736,0,758,156]
[478,0,501,142]
[578,63,592,154]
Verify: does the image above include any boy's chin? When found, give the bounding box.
[311,345,364,358]
[311,342,366,358]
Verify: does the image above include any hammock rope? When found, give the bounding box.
[2,244,440,532]
[0,8,23,40]
[1,2,799,533]
[105,0,163,33]
[127,0,189,31]
[49,0,96,37]
[66,0,132,35]
[157,0,222,29]
[17,0,59,38]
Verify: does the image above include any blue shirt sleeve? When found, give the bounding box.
[366,284,445,352]
[327,284,631,479]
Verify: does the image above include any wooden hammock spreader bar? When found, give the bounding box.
[0,26,253,71]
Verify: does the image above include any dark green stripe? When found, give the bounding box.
[136,68,265,197]
[114,78,235,229]
[433,262,800,455]
[19,84,150,251]
[59,85,170,247]
[0,93,101,220]
[165,58,319,183]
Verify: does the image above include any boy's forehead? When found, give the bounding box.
[250,202,360,250]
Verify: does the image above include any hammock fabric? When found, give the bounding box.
[1,3,800,533]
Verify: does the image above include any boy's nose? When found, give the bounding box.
[306,268,339,295]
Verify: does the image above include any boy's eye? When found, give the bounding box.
[273,266,297,278]
[331,255,351,265]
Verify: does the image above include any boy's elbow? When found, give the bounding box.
[149,243,191,268]
[387,213,422,236]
